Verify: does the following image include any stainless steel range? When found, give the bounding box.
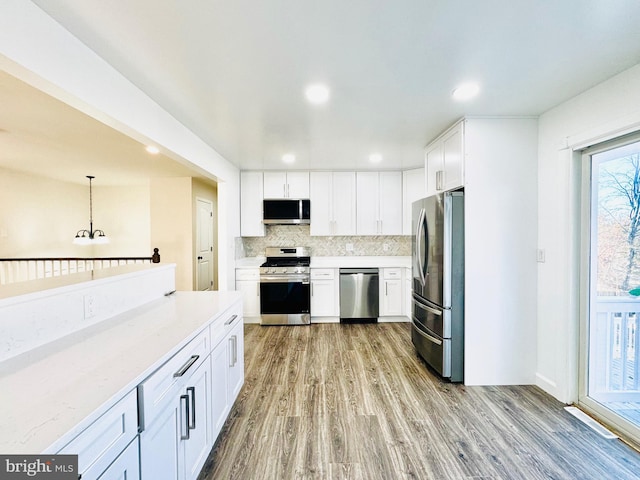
[259,247,311,325]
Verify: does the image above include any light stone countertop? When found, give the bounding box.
[0,290,241,454]
[234,256,265,268]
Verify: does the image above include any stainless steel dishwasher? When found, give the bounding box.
[339,268,379,322]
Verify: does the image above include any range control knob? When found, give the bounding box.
[282,268,288,273]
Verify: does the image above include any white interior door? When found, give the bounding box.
[196,198,214,291]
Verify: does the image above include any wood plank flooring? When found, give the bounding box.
[198,323,640,480]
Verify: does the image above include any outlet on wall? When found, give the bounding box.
[346,243,354,252]
[84,294,96,319]
[383,243,389,252]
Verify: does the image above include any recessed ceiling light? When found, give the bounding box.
[145,145,160,155]
[282,153,296,164]
[452,83,480,101]
[369,153,383,163]
[305,84,330,104]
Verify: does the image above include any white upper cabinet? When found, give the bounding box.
[356,171,402,235]
[240,171,265,237]
[402,168,426,235]
[310,171,356,236]
[425,120,464,196]
[263,171,309,198]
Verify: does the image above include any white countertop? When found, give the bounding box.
[234,256,265,268]
[0,290,241,454]
[235,256,410,269]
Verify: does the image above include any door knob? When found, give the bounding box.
[197,256,203,260]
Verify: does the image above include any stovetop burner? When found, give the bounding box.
[260,247,310,274]
[261,259,310,268]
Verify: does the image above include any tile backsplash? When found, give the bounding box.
[240,225,411,257]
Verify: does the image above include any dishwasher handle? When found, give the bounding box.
[339,268,379,275]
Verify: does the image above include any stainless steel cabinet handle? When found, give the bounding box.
[173,355,199,377]
[225,314,238,326]
[232,335,238,365]
[187,386,196,430]
[385,282,388,296]
[229,337,235,367]
[180,394,190,440]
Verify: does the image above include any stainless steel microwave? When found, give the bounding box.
[263,199,310,224]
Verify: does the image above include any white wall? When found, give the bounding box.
[0,169,150,258]
[0,0,240,289]
[537,64,640,403]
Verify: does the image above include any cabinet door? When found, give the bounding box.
[356,172,379,235]
[210,339,229,441]
[240,171,265,237]
[332,172,357,235]
[140,399,180,480]
[235,280,260,317]
[98,439,140,480]
[311,280,337,317]
[442,122,464,191]
[381,279,404,316]
[183,361,211,480]
[310,172,333,236]
[379,172,403,235]
[286,171,310,198]
[227,318,244,404]
[425,141,443,196]
[263,172,287,198]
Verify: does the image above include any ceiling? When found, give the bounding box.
[5,1,640,180]
[0,70,206,186]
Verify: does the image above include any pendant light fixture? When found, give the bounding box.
[73,175,109,245]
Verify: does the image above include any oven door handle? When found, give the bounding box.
[260,276,310,283]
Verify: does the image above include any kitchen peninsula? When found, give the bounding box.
[0,264,243,480]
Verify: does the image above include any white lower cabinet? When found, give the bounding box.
[380,268,404,317]
[235,268,260,318]
[227,317,245,401]
[58,389,139,480]
[139,304,245,480]
[310,269,339,318]
[98,439,140,480]
[139,337,211,480]
[210,337,229,440]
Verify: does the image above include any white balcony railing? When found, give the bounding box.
[591,297,640,402]
[0,249,160,286]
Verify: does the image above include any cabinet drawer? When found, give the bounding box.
[310,269,335,280]
[383,268,402,279]
[58,389,137,480]
[210,304,243,350]
[138,329,209,429]
[235,268,260,281]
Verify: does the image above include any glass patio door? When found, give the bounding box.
[582,135,640,442]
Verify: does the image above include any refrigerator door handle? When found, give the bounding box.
[415,207,427,286]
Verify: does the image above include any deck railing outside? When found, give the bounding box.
[592,296,640,401]
[0,248,160,286]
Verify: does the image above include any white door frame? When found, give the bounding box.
[578,133,640,445]
[195,196,214,291]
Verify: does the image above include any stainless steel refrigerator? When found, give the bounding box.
[411,191,464,382]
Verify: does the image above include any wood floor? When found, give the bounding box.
[198,323,640,480]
